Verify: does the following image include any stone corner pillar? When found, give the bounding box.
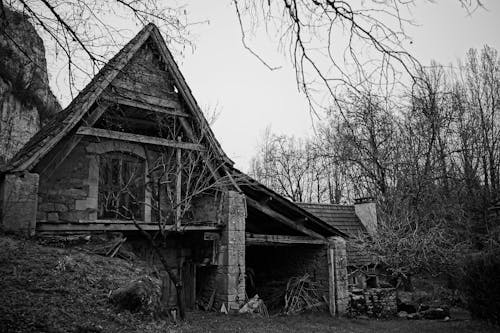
[1,172,39,236]
[215,190,246,311]
[327,236,348,316]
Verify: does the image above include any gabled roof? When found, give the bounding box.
[3,24,231,173]
[297,203,371,266]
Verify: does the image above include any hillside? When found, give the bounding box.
[0,234,166,333]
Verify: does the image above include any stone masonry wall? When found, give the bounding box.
[214,191,246,311]
[365,288,397,317]
[349,287,397,318]
[37,142,91,222]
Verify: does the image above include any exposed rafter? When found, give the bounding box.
[77,127,205,151]
[246,233,326,245]
[246,196,325,240]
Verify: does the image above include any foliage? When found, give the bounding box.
[460,248,500,325]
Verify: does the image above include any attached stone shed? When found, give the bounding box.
[0,24,349,315]
[298,200,379,289]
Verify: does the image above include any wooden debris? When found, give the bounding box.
[106,237,127,257]
[206,289,216,311]
[283,274,326,315]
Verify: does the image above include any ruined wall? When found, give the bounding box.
[349,287,397,318]
[0,8,61,165]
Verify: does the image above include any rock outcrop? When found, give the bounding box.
[0,8,61,165]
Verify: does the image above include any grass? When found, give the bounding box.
[0,234,497,333]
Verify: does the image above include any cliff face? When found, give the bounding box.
[0,8,61,165]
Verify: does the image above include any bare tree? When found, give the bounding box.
[1,0,193,98]
[232,0,484,114]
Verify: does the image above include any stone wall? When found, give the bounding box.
[37,142,91,222]
[213,191,246,311]
[349,287,397,318]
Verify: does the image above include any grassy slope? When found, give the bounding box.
[0,235,497,333]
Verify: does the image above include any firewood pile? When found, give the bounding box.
[283,274,326,315]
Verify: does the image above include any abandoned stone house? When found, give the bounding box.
[0,23,354,314]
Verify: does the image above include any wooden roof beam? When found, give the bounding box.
[102,93,187,117]
[245,196,325,240]
[246,233,326,245]
[77,126,205,151]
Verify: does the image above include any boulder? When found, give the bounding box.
[421,307,450,320]
[109,276,163,316]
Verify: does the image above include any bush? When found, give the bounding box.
[461,249,500,325]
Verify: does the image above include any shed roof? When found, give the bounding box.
[297,203,372,266]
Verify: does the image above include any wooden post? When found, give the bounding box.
[327,236,348,316]
[176,137,182,229]
[327,245,336,316]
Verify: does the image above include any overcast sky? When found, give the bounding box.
[44,1,500,172]
[173,1,500,171]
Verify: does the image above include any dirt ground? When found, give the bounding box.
[0,234,497,333]
[175,312,498,333]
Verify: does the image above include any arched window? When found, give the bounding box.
[98,152,145,220]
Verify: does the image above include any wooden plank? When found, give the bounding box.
[111,76,175,99]
[102,94,186,117]
[36,222,221,232]
[76,127,205,151]
[176,140,182,229]
[113,88,180,109]
[327,245,336,316]
[245,197,325,240]
[245,233,326,245]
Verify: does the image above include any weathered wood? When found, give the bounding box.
[36,222,221,232]
[245,197,325,240]
[77,127,205,151]
[245,233,326,245]
[175,138,182,229]
[111,75,174,99]
[102,93,186,117]
[115,89,180,109]
[327,245,336,316]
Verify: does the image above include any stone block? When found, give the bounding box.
[54,203,68,212]
[59,210,88,222]
[47,212,59,222]
[75,198,97,210]
[39,202,55,212]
